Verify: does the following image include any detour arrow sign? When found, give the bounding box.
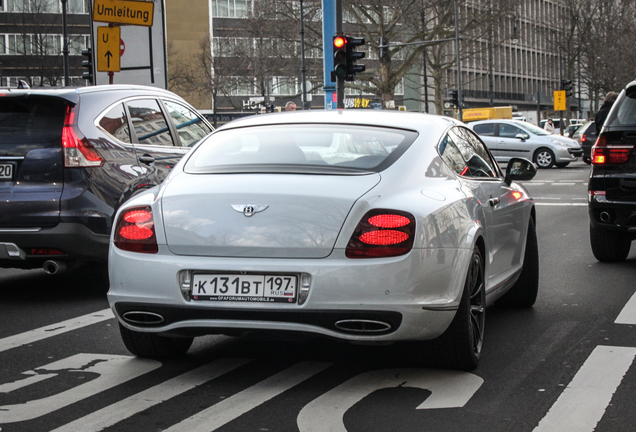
[97,26,121,72]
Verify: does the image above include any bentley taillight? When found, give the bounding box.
[592,135,634,165]
[114,206,158,253]
[346,209,415,258]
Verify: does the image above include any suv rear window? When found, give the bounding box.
[606,91,636,127]
[0,96,67,144]
[185,124,418,174]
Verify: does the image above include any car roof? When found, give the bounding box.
[469,119,530,127]
[0,84,182,105]
[215,109,460,135]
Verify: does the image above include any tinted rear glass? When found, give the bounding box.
[606,91,636,127]
[185,124,418,174]
[0,96,67,144]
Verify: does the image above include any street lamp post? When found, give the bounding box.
[454,0,463,120]
[61,0,70,86]
[300,0,308,109]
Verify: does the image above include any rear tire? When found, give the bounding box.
[119,323,193,358]
[583,156,591,164]
[590,225,631,262]
[428,247,485,371]
[497,217,539,307]
[534,148,555,168]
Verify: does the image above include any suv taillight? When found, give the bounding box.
[345,209,415,258]
[62,105,104,167]
[581,134,587,143]
[114,206,158,253]
[592,135,634,165]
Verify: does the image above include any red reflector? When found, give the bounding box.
[360,230,409,245]
[368,214,410,228]
[460,166,470,176]
[30,248,64,256]
[123,209,152,224]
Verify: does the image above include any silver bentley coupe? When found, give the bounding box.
[107,110,539,371]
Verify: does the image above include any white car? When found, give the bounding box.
[471,119,583,168]
[107,110,539,371]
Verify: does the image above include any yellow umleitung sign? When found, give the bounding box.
[97,26,120,72]
[93,0,154,26]
[554,90,566,111]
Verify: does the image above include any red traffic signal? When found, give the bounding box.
[334,36,346,49]
[333,35,348,80]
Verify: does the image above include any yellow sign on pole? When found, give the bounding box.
[97,26,121,72]
[93,0,154,27]
[554,90,566,111]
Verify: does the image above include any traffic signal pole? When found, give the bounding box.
[322,0,336,109]
[335,0,344,109]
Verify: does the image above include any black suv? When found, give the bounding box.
[573,121,597,164]
[0,85,213,272]
[589,81,636,261]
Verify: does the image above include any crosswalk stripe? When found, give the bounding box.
[164,361,332,432]
[0,309,114,354]
[50,358,252,432]
[615,291,636,325]
[532,345,636,432]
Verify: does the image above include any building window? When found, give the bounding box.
[212,0,253,18]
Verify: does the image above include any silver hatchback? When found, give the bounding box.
[469,119,583,168]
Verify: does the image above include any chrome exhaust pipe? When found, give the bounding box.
[122,311,165,325]
[43,260,66,275]
[600,211,611,223]
[334,319,392,333]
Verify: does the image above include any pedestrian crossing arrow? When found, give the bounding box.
[97,26,121,72]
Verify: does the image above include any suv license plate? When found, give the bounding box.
[0,163,14,180]
[191,274,297,303]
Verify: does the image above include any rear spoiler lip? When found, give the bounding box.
[0,89,80,105]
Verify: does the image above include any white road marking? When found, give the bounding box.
[297,369,483,432]
[615,291,636,324]
[532,345,636,432]
[0,373,57,393]
[535,203,587,206]
[553,182,575,186]
[50,358,252,432]
[0,308,114,353]
[164,361,332,432]
[0,353,160,424]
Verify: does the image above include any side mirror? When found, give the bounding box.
[515,133,528,141]
[505,157,536,185]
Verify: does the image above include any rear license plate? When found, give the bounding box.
[191,273,297,303]
[0,163,14,180]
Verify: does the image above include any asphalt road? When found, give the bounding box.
[1,160,636,432]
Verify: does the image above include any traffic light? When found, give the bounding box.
[81,48,93,85]
[345,37,366,81]
[449,89,459,108]
[378,36,388,60]
[332,34,348,81]
[562,79,573,97]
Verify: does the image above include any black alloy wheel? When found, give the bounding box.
[429,247,485,371]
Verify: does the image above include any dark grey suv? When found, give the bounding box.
[0,85,213,272]
[589,81,636,261]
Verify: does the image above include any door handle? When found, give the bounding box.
[489,197,500,207]
[139,155,155,164]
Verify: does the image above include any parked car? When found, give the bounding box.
[565,123,584,138]
[108,110,539,371]
[588,80,636,262]
[0,85,213,273]
[469,119,583,168]
[572,121,597,164]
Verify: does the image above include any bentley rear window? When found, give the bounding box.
[184,124,418,174]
